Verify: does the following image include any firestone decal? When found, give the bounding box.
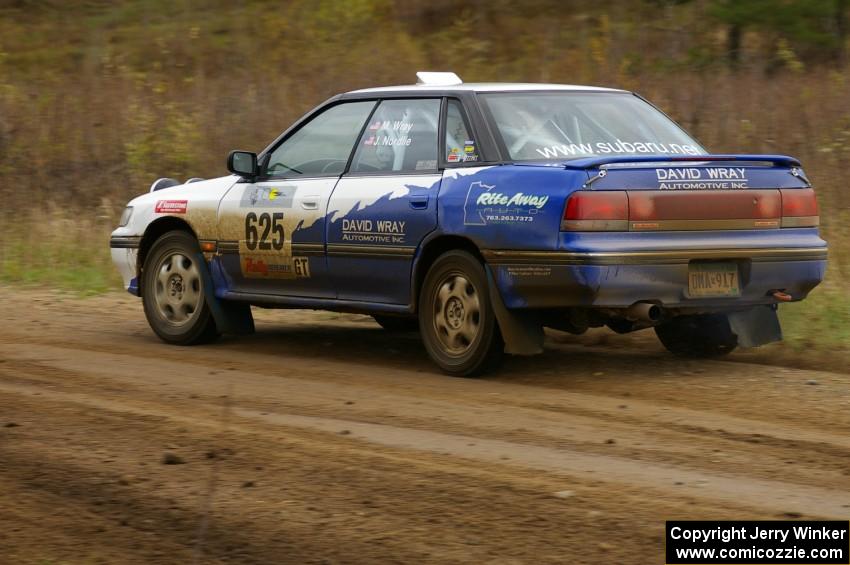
[155,200,188,214]
[463,182,549,226]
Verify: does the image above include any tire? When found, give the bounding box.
[418,250,503,377]
[373,315,419,332]
[654,313,737,358]
[142,230,219,345]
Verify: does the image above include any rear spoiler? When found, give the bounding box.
[562,154,802,170]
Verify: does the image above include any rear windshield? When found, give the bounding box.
[480,92,705,161]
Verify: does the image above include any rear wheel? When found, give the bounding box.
[142,230,218,345]
[418,250,503,377]
[655,313,737,358]
[372,315,419,332]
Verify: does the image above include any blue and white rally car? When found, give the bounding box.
[110,72,827,376]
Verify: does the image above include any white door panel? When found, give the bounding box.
[216,178,336,297]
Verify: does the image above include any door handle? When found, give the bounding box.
[409,195,429,210]
[301,199,319,210]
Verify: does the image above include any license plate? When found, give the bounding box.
[688,262,740,297]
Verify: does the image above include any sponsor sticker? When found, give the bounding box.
[241,254,311,279]
[655,167,749,190]
[416,159,438,170]
[534,139,701,159]
[463,182,548,226]
[240,186,296,208]
[341,218,406,245]
[155,200,188,214]
[507,266,552,277]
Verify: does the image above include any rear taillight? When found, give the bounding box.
[561,191,628,231]
[780,188,819,227]
[562,188,820,231]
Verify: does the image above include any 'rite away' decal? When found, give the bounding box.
[463,182,548,226]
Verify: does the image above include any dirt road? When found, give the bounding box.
[0,287,848,564]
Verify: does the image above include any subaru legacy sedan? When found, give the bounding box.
[110,72,827,376]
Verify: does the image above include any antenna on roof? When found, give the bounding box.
[416,71,463,86]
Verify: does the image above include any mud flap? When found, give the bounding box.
[727,305,782,348]
[194,252,255,336]
[485,266,544,356]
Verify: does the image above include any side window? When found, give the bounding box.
[265,101,375,178]
[350,98,439,173]
[445,99,478,164]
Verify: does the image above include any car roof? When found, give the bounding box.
[346,82,628,95]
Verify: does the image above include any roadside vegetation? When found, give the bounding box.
[0,0,847,352]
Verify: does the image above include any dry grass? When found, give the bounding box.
[0,209,121,295]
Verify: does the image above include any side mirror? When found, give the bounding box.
[227,150,258,180]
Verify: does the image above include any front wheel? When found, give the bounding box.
[142,230,219,345]
[418,250,503,377]
[654,313,737,358]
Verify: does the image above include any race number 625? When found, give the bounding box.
[245,212,284,251]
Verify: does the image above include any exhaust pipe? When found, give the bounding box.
[625,302,662,322]
[771,290,793,302]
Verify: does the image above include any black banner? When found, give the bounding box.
[666,521,849,564]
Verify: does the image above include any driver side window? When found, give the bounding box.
[265,101,375,178]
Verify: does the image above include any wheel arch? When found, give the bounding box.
[136,216,199,290]
[412,234,484,313]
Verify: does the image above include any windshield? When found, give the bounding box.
[481,92,705,161]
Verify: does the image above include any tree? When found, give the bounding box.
[711,0,850,68]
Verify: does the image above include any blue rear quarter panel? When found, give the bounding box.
[438,165,586,250]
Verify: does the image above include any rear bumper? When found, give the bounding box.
[484,247,827,309]
[483,247,828,265]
